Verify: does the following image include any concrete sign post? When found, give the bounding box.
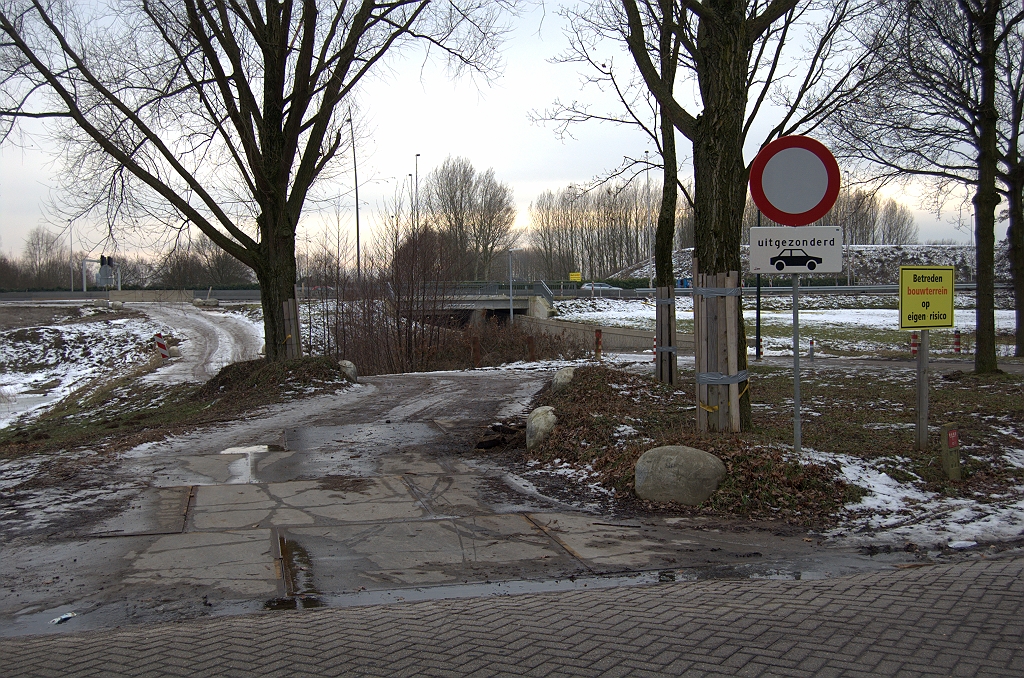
[899,266,955,451]
[749,136,841,455]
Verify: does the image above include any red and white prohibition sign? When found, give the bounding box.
[749,135,841,226]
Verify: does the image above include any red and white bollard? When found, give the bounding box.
[910,332,919,358]
[653,337,657,363]
[954,328,962,355]
[809,338,815,361]
[155,333,169,359]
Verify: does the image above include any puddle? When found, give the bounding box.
[268,532,325,610]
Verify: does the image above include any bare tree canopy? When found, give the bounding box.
[0,0,516,359]
[611,0,887,430]
[422,156,518,281]
[826,0,1024,367]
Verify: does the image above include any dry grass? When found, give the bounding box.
[524,362,1024,526]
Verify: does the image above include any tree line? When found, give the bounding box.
[0,227,254,291]
[524,181,917,280]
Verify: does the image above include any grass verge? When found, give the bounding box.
[524,363,1024,527]
[0,356,355,462]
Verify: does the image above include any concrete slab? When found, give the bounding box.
[403,473,493,516]
[529,513,678,571]
[284,514,583,591]
[270,477,427,523]
[85,486,191,536]
[189,485,276,530]
[124,529,277,597]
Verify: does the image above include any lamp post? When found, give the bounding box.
[645,149,652,288]
[508,248,523,324]
[415,153,421,231]
[68,219,74,292]
[346,110,361,278]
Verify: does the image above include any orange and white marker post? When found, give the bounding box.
[155,333,169,359]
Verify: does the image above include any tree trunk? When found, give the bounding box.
[655,106,677,287]
[692,16,752,430]
[1008,168,1024,357]
[254,216,298,362]
[974,0,1000,373]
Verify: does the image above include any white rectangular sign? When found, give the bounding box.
[749,226,843,274]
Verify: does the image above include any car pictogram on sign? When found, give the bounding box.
[770,248,823,271]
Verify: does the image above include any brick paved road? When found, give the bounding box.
[2,557,1021,677]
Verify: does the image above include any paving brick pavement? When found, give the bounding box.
[1,556,1021,677]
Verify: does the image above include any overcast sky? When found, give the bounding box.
[0,4,996,260]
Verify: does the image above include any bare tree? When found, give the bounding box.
[877,199,919,245]
[619,0,888,429]
[827,0,1024,369]
[422,156,518,280]
[0,0,515,360]
[996,5,1024,355]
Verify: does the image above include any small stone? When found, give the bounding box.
[634,445,726,506]
[338,360,358,383]
[526,406,557,452]
[551,367,575,393]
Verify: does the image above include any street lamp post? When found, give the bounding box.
[645,149,652,288]
[509,248,523,324]
[347,111,361,278]
[415,153,421,231]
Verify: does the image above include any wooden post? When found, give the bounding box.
[939,423,961,480]
[694,261,707,432]
[527,335,536,362]
[595,328,602,361]
[725,271,741,432]
[472,336,482,368]
[916,329,930,450]
[655,286,677,385]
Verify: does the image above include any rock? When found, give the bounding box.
[338,359,358,383]
[551,367,575,393]
[192,298,204,307]
[204,298,219,307]
[93,299,109,308]
[526,406,557,452]
[634,446,726,505]
[110,301,124,311]
[168,346,182,358]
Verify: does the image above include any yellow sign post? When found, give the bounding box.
[569,272,582,282]
[899,266,955,330]
[899,265,955,451]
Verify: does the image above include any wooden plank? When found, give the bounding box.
[694,261,705,431]
[726,271,740,432]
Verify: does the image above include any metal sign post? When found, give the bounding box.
[792,274,802,453]
[748,135,842,453]
[899,266,955,451]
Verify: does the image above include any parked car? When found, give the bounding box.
[769,248,823,271]
[579,282,623,290]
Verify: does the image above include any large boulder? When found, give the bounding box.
[526,406,557,452]
[338,360,358,383]
[634,446,726,505]
[551,367,575,393]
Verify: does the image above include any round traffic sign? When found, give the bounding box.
[749,135,840,226]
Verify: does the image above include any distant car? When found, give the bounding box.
[770,248,823,271]
[580,282,622,290]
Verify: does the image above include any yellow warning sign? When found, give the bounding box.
[899,266,955,330]
[569,271,582,282]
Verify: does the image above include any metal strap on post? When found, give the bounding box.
[655,346,676,353]
[694,287,742,297]
[656,297,675,305]
[696,370,749,385]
